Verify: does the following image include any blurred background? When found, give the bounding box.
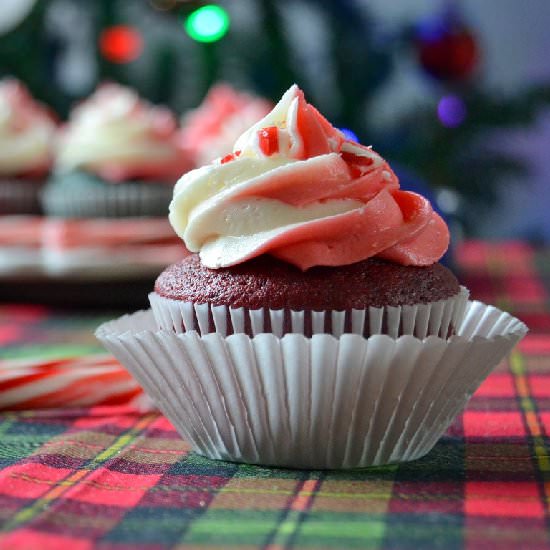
[1,0,549,241]
[0,0,550,240]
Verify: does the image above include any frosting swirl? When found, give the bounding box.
[0,79,56,177]
[170,85,449,270]
[180,84,273,166]
[56,83,193,183]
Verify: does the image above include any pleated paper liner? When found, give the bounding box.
[41,179,173,218]
[149,287,470,339]
[0,177,45,215]
[96,300,527,469]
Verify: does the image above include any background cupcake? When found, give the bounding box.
[180,83,273,167]
[0,78,56,215]
[41,83,193,274]
[43,82,193,218]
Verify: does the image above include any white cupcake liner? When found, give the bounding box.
[41,180,172,218]
[96,300,526,469]
[0,178,45,215]
[149,287,470,339]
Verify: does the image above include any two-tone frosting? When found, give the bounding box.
[56,83,193,183]
[180,84,273,166]
[170,85,449,270]
[0,79,56,177]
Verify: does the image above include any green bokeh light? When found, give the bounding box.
[185,5,230,43]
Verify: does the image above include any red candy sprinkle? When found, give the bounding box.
[221,150,242,164]
[258,126,279,156]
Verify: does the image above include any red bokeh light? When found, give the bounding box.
[99,26,143,64]
[417,29,478,81]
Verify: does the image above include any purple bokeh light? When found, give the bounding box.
[437,95,467,127]
[338,127,359,142]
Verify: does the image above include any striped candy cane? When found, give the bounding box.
[0,354,147,410]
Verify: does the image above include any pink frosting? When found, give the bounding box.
[229,88,449,269]
[180,84,273,165]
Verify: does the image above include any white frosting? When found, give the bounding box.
[56,84,182,175]
[170,85,384,269]
[234,85,303,158]
[0,81,55,176]
[195,197,362,269]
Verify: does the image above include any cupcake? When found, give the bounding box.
[0,79,56,215]
[97,85,527,469]
[41,84,193,273]
[43,83,193,218]
[180,83,273,167]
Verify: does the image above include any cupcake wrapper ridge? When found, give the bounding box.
[0,178,45,215]
[42,178,173,219]
[149,287,470,339]
[96,300,527,469]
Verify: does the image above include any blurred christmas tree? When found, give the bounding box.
[1,0,549,233]
[378,7,550,233]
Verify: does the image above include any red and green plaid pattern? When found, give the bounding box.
[0,240,549,549]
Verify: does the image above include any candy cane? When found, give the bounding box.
[0,354,146,410]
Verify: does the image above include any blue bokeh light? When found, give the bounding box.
[339,127,359,142]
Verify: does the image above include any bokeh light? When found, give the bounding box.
[437,95,467,127]
[184,5,230,43]
[99,26,143,64]
[415,15,450,43]
[339,127,359,142]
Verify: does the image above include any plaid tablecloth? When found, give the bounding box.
[0,240,549,549]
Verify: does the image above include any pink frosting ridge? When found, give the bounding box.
[170,85,449,270]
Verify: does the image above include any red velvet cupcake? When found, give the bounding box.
[98,86,526,469]
[152,254,464,338]
[151,84,468,338]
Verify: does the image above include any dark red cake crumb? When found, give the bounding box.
[154,254,460,310]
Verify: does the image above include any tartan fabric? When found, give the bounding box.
[0,240,549,549]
